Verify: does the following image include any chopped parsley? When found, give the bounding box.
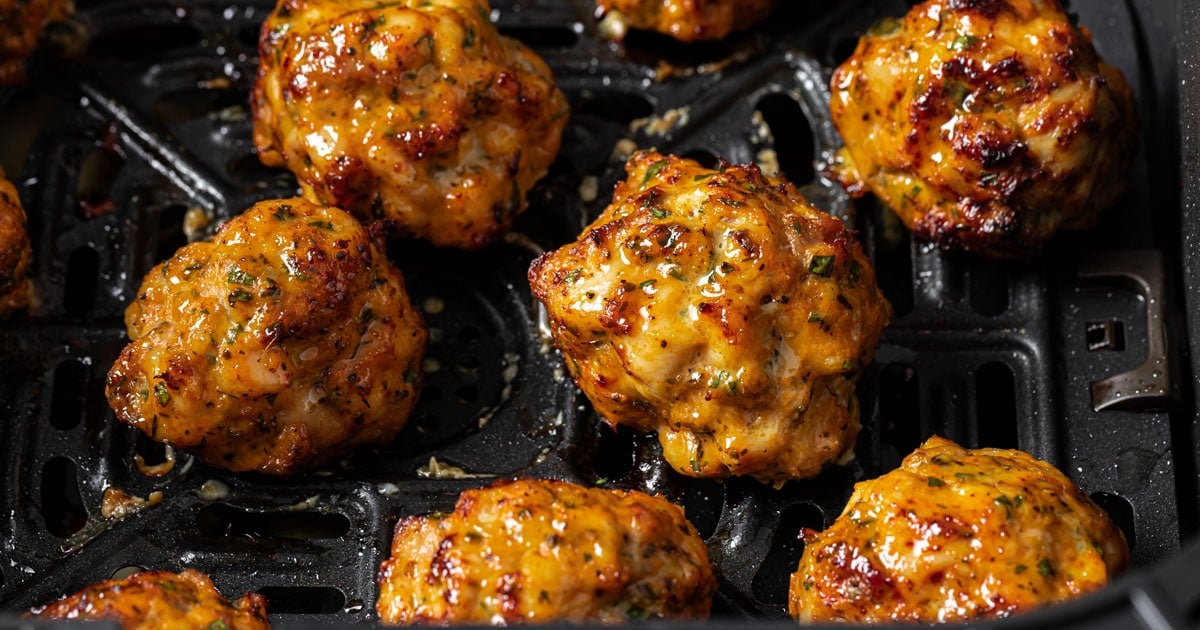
[643,160,668,185]
[227,268,255,286]
[154,382,170,406]
[926,477,946,487]
[809,255,836,277]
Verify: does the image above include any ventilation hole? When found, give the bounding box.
[154,88,246,126]
[570,90,654,126]
[226,153,294,187]
[593,424,635,481]
[454,385,479,403]
[134,432,170,467]
[256,586,346,615]
[1086,320,1125,352]
[49,359,89,430]
[975,362,1018,449]
[89,23,203,60]
[196,504,352,540]
[76,147,123,220]
[756,93,815,185]
[752,503,824,605]
[497,26,580,49]
[41,457,87,537]
[457,354,480,371]
[237,23,262,48]
[969,260,1009,316]
[682,479,723,539]
[879,363,921,457]
[422,384,442,403]
[681,149,719,170]
[828,36,860,66]
[156,204,188,262]
[620,28,734,69]
[868,202,914,316]
[1090,492,1135,552]
[457,325,481,343]
[110,565,145,580]
[64,247,100,316]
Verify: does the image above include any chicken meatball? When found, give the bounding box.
[377,478,716,624]
[31,569,269,630]
[529,152,890,484]
[0,0,71,85]
[106,197,426,475]
[830,0,1138,258]
[596,0,776,42]
[0,168,31,313]
[252,0,569,250]
[789,436,1130,623]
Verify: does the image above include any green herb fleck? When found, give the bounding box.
[404,368,419,384]
[693,173,714,182]
[649,207,670,219]
[842,359,856,371]
[995,495,1014,518]
[808,311,825,324]
[1038,558,1054,578]
[539,590,551,603]
[809,255,836,277]
[206,621,230,630]
[639,279,657,289]
[689,459,701,474]
[927,476,946,487]
[1015,564,1027,574]
[709,371,728,389]
[563,268,582,283]
[595,477,608,486]
[626,607,650,621]
[229,290,253,303]
[272,205,294,221]
[307,220,335,230]
[951,34,979,51]
[227,268,255,286]
[154,382,170,406]
[643,160,669,185]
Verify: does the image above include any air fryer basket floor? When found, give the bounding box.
[0,0,1198,627]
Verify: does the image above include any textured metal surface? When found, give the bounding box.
[0,0,1194,626]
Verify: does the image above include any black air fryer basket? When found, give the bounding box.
[0,0,1198,627]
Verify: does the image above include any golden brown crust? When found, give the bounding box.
[31,569,269,630]
[0,167,32,313]
[596,0,775,42]
[529,152,890,483]
[830,0,1138,258]
[0,0,71,85]
[789,436,1130,623]
[376,478,716,624]
[105,197,427,475]
[251,0,569,250]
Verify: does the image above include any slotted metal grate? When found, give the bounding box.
[0,0,1195,626]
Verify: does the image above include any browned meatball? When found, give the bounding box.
[31,569,269,630]
[0,167,32,313]
[830,0,1138,258]
[106,197,427,475]
[790,437,1130,623]
[529,152,890,484]
[0,0,71,85]
[377,478,716,624]
[596,0,776,42]
[252,0,569,250]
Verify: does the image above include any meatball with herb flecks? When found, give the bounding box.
[377,478,716,624]
[830,0,1138,258]
[529,152,890,484]
[106,197,426,475]
[252,0,569,250]
[790,436,1130,623]
[31,569,269,630]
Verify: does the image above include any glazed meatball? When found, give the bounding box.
[830,0,1138,258]
[106,197,426,475]
[377,478,716,624]
[252,0,569,250]
[0,0,71,85]
[596,0,776,42]
[0,168,31,313]
[789,436,1130,623]
[529,152,890,484]
[31,569,269,629]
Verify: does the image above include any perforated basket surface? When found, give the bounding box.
[0,0,1196,627]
